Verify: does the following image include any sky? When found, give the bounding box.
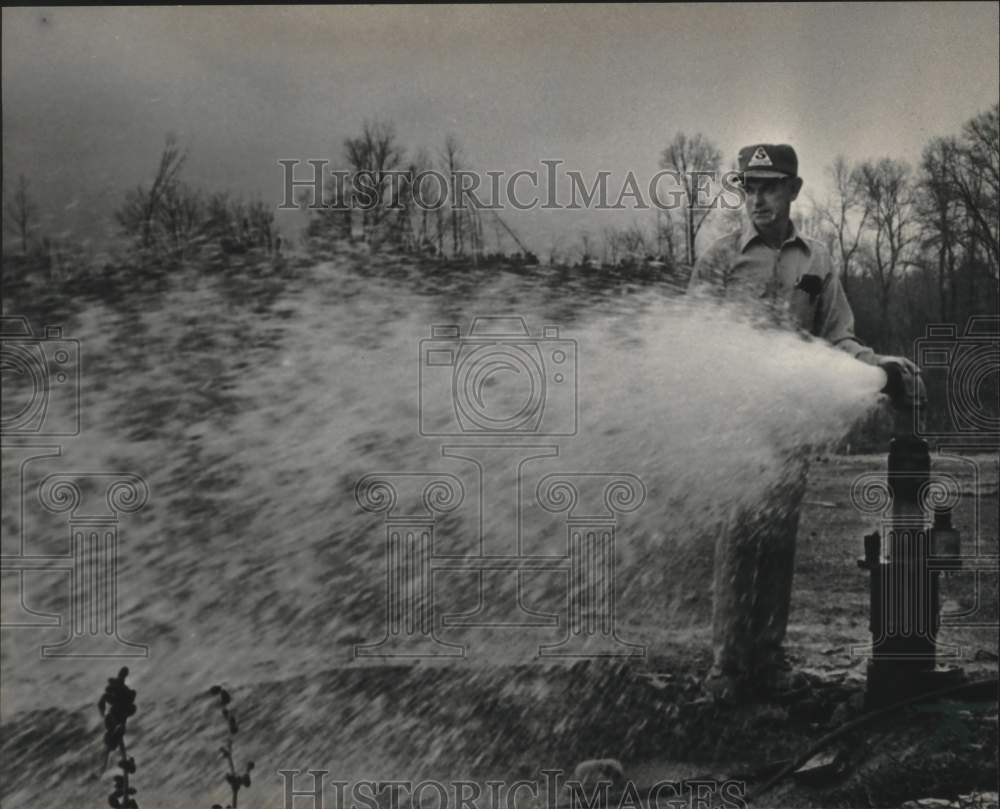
[3,3,999,256]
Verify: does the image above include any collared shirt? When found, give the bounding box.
[687,218,874,361]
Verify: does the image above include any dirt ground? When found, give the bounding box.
[1,256,997,808]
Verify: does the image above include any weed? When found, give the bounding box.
[209,685,254,809]
[98,667,139,809]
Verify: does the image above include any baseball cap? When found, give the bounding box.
[737,144,798,179]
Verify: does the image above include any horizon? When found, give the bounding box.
[3,4,999,257]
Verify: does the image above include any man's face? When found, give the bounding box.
[742,176,802,230]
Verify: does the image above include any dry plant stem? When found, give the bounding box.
[119,737,132,807]
[210,685,252,809]
[223,741,239,808]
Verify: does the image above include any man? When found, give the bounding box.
[688,143,923,703]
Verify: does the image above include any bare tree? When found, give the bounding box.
[815,156,870,299]
[546,233,567,267]
[577,231,595,266]
[441,134,464,256]
[859,158,917,349]
[246,198,277,251]
[464,206,484,264]
[408,147,438,252]
[620,222,647,258]
[204,191,238,245]
[158,182,203,253]
[654,208,683,267]
[344,120,405,240]
[302,172,351,248]
[918,138,964,321]
[603,226,623,267]
[5,174,38,254]
[116,134,187,247]
[659,132,722,265]
[946,104,999,277]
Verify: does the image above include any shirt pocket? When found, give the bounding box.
[789,273,824,333]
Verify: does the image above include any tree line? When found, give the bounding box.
[5,105,997,356]
[798,105,997,355]
[5,134,280,273]
[567,105,998,358]
[302,123,529,263]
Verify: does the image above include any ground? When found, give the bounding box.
[1,251,997,808]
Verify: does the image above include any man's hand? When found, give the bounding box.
[875,355,927,410]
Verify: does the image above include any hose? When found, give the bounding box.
[744,676,999,804]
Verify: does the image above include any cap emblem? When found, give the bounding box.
[748,146,773,167]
